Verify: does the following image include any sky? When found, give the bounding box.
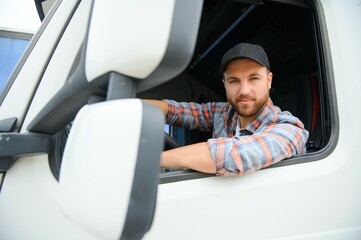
[0,0,41,33]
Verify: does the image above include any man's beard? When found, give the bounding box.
[228,93,269,118]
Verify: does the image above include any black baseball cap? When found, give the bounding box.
[220,43,270,72]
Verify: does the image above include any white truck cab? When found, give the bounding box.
[0,0,360,239]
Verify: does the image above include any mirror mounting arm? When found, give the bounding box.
[106,72,137,101]
[0,133,51,171]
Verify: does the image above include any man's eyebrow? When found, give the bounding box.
[248,72,262,77]
[224,75,239,81]
[224,71,263,80]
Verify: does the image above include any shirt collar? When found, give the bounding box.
[246,98,274,133]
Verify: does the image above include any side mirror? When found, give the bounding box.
[59,99,164,239]
[28,0,203,134]
[86,0,203,91]
[86,0,174,80]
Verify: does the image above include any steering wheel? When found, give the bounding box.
[164,133,179,150]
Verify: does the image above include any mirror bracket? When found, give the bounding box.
[106,72,136,100]
[0,133,51,171]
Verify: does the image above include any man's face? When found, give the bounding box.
[223,58,272,119]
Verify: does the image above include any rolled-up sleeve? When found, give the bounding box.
[208,122,309,176]
[162,99,217,131]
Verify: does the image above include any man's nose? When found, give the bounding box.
[238,81,251,96]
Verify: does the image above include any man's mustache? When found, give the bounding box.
[235,95,254,101]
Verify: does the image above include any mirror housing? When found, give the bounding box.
[59,99,164,239]
[86,0,175,80]
[28,0,203,134]
[86,0,203,91]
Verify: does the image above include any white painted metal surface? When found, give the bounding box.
[60,100,142,239]
[0,0,360,239]
[85,0,175,80]
[21,0,91,131]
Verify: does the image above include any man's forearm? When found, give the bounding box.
[144,99,169,116]
[145,99,216,174]
[161,142,216,174]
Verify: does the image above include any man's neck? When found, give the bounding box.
[238,116,256,129]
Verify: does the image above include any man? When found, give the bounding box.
[146,43,309,176]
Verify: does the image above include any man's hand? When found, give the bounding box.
[161,142,216,174]
[144,100,169,116]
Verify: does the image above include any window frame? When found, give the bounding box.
[0,0,63,106]
[0,31,32,92]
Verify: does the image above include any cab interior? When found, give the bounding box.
[138,0,330,181]
[139,0,329,149]
[49,0,331,182]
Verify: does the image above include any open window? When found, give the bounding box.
[139,0,336,183]
[38,0,335,184]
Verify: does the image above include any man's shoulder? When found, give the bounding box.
[267,105,305,130]
[262,100,302,125]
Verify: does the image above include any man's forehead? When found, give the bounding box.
[225,70,262,76]
[225,57,265,70]
[224,66,265,77]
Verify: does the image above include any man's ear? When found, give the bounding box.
[222,78,226,88]
[268,72,273,89]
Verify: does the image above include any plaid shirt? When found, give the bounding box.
[163,98,309,176]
